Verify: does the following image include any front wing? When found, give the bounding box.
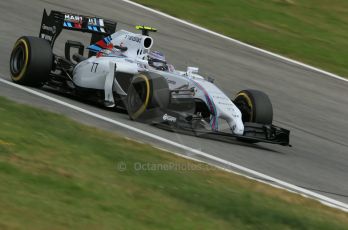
[150,110,291,147]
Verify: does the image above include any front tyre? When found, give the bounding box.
[233,89,273,144]
[10,36,53,86]
[126,72,169,122]
[233,89,273,125]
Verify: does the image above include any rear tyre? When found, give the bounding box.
[233,89,273,125]
[126,72,169,122]
[10,36,53,86]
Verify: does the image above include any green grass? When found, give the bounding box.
[0,96,348,229]
[134,0,348,77]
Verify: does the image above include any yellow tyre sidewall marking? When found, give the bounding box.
[236,92,253,122]
[12,39,29,81]
[131,74,150,119]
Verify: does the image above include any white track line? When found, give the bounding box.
[122,0,348,83]
[1,78,347,212]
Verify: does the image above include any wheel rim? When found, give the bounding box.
[10,39,29,81]
[10,45,25,75]
[128,76,150,119]
[234,95,253,123]
[129,82,146,109]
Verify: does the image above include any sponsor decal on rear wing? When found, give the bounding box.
[62,13,107,33]
[39,9,117,49]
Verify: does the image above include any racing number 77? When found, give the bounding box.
[91,62,99,73]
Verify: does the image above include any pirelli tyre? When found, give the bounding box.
[10,36,53,86]
[126,72,170,123]
[234,89,273,125]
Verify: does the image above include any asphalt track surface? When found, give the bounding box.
[0,0,348,205]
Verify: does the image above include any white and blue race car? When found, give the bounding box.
[9,10,290,146]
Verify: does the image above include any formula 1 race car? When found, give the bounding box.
[9,9,290,146]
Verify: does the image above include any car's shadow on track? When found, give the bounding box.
[42,86,282,154]
[42,86,128,114]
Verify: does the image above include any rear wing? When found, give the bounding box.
[39,9,117,50]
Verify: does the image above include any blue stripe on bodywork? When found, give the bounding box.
[87,44,102,52]
[104,36,111,44]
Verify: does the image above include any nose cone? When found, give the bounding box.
[223,109,244,135]
[233,120,244,135]
[219,105,244,135]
